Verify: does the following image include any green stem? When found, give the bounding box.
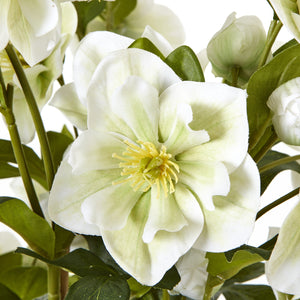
[231,66,240,87]
[258,20,282,68]
[48,265,61,300]
[106,2,114,31]
[259,154,300,173]
[162,290,170,300]
[5,43,55,189]
[256,187,299,220]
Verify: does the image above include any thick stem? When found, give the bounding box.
[231,65,240,87]
[256,187,299,220]
[162,290,170,300]
[259,154,300,173]
[48,265,61,300]
[5,44,55,189]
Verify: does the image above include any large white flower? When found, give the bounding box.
[0,0,62,66]
[48,47,260,285]
[266,196,300,295]
[267,77,300,146]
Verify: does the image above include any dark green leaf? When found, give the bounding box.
[165,46,205,82]
[112,0,137,27]
[0,283,19,300]
[222,284,276,300]
[54,224,74,257]
[129,38,165,60]
[0,252,22,276]
[0,162,19,179]
[225,245,271,261]
[73,0,106,39]
[155,266,180,290]
[65,275,130,300]
[247,44,300,150]
[0,139,46,189]
[0,198,55,258]
[0,267,47,300]
[61,125,75,140]
[258,150,300,194]
[47,131,73,171]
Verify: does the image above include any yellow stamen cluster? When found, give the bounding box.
[112,140,179,197]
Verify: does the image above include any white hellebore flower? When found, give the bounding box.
[268,0,300,42]
[49,47,260,285]
[267,77,300,146]
[207,12,266,85]
[86,0,185,48]
[266,196,300,295]
[0,0,62,66]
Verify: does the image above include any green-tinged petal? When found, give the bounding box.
[61,2,78,36]
[266,198,300,295]
[159,99,209,155]
[269,0,300,42]
[8,0,60,66]
[102,184,204,285]
[81,184,143,232]
[0,0,9,51]
[110,76,159,143]
[178,160,230,211]
[159,81,248,172]
[142,186,188,243]
[0,231,21,255]
[73,31,133,101]
[87,48,180,133]
[48,158,121,235]
[173,248,208,299]
[193,155,259,252]
[68,130,126,174]
[17,0,59,36]
[50,83,87,130]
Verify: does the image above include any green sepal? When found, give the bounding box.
[129,38,165,60]
[165,46,205,82]
[111,0,137,27]
[247,44,300,150]
[0,198,55,259]
[65,275,130,300]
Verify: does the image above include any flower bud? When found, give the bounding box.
[267,77,300,146]
[207,12,266,84]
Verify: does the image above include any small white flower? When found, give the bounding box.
[267,77,300,146]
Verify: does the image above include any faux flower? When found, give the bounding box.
[0,2,77,143]
[0,230,21,255]
[86,0,185,48]
[267,77,300,146]
[268,0,300,42]
[48,45,260,285]
[0,0,62,66]
[266,196,300,295]
[207,12,266,85]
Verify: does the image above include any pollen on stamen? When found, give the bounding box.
[111,140,179,198]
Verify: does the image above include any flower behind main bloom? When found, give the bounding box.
[48,48,260,285]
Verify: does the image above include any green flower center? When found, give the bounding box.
[112,140,179,197]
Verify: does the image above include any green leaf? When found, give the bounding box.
[0,252,22,276]
[0,139,47,189]
[73,0,106,39]
[0,267,47,300]
[65,275,130,300]
[0,162,19,179]
[165,46,205,82]
[0,198,55,258]
[127,278,151,298]
[53,224,74,257]
[111,0,137,27]
[222,284,276,300]
[61,125,75,140]
[225,245,271,261]
[0,283,19,300]
[154,266,180,290]
[258,150,300,194]
[273,39,299,56]
[247,44,300,150]
[129,38,165,60]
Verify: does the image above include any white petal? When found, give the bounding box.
[48,157,121,235]
[61,2,78,36]
[163,82,248,172]
[266,198,300,295]
[0,0,9,51]
[73,31,133,101]
[102,184,204,285]
[17,0,59,37]
[81,183,143,232]
[50,83,87,130]
[0,231,21,255]
[68,131,126,174]
[193,154,260,252]
[178,160,230,211]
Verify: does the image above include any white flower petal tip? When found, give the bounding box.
[266,197,300,295]
[267,77,300,145]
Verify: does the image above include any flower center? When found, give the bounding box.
[112,140,179,197]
